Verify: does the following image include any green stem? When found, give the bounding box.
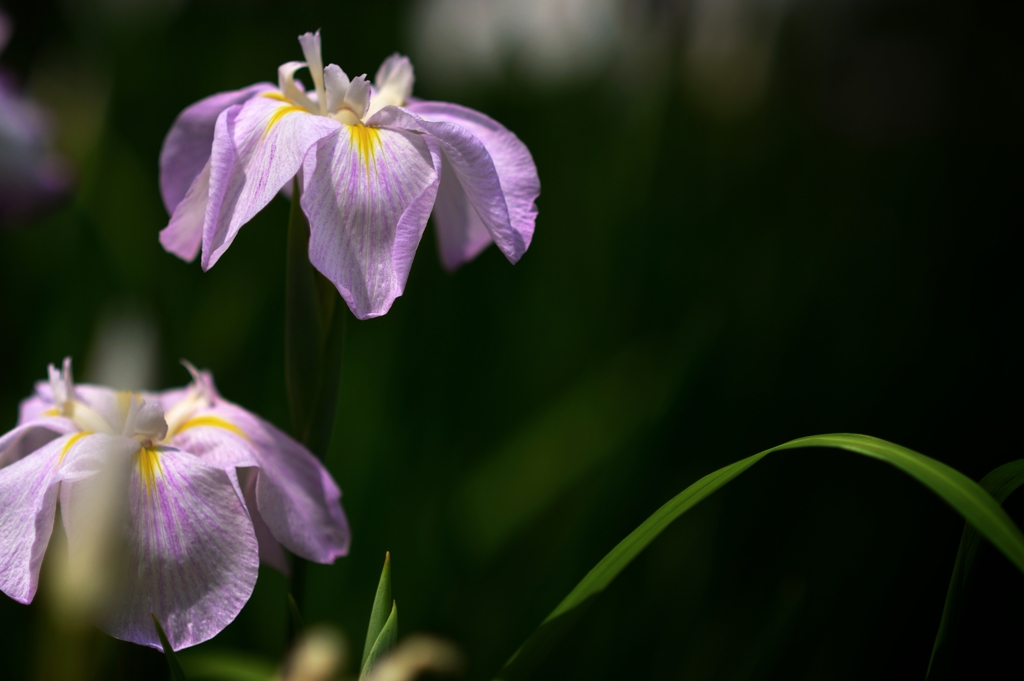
[283,178,348,635]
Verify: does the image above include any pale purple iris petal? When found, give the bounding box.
[241,468,291,574]
[169,420,257,470]
[0,417,75,468]
[172,402,349,564]
[159,83,274,214]
[88,446,259,651]
[369,106,527,265]
[0,436,65,603]
[160,160,210,261]
[301,125,441,319]
[17,393,53,423]
[202,95,340,270]
[405,101,539,270]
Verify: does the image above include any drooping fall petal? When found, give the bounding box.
[169,401,349,564]
[301,124,441,319]
[0,417,75,468]
[405,101,539,270]
[159,160,210,261]
[84,446,259,650]
[159,83,274,214]
[369,106,528,267]
[202,95,340,270]
[0,436,65,603]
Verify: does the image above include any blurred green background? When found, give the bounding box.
[0,0,1020,679]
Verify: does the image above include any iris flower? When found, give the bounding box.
[159,30,539,319]
[0,359,349,650]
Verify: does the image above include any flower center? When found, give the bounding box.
[272,31,416,126]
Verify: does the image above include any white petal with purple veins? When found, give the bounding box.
[91,446,259,651]
[406,100,539,269]
[159,83,274,214]
[369,106,527,265]
[202,96,340,270]
[301,124,441,319]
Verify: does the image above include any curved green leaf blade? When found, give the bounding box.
[362,552,393,669]
[927,458,1024,677]
[493,434,1024,681]
[360,600,397,680]
[152,614,188,681]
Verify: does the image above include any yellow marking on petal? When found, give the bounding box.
[265,104,306,138]
[262,91,291,103]
[176,416,248,440]
[42,408,60,416]
[348,124,380,171]
[136,447,164,497]
[58,431,92,466]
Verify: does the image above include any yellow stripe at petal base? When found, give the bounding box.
[136,447,163,497]
[348,124,380,169]
[58,431,92,466]
[265,105,306,138]
[176,416,248,440]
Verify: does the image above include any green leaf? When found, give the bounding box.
[493,434,1024,681]
[177,650,278,681]
[152,614,188,681]
[360,601,398,680]
[927,458,1024,678]
[362,552,393,669]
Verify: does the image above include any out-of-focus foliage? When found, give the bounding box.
[0,0,1019,679]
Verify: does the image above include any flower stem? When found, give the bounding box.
[284,177,347,631]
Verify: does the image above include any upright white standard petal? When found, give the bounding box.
[278,62,317,112]
[298,31,327,114]
[324,64,352,114]
[344,75,371,120]
[367,54,415,118]
[300,125,441,319]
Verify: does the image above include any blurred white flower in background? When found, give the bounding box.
[85,304,160,391]
[410,0,792,118]
[683,0,792,116]
[363,635,462,681]
[411,0,624,86]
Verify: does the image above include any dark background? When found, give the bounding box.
[0,0,1020,679]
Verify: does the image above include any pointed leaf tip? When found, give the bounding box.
[152,614,189,681]
[362,552,393,669]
